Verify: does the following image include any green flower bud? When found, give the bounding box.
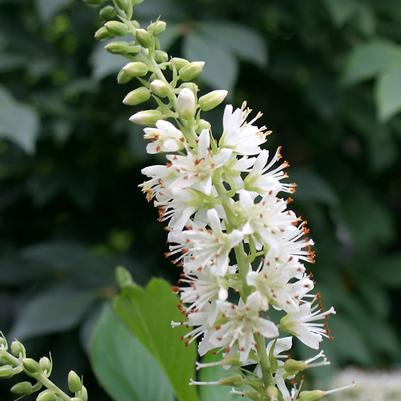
[68,371,82,393]
[11,340,26,358]
[129,110,163,126]
[77,385,88,401]
[298,390,325,401]
[170,57,189,70]
[71,398,83,401]
[39,357,52,375]
[266,386,279,400]
[23,358,40,375]
[218,374,243,386]
[284,358,307,375]
[123,87,151,106]
[148,20,166,35]
[122,62,149,77]
[37,389,57,401]
[11,381,34,395]
[99,5,116,20]
[179,61,204,81]
[197,119,211,131]
[0,333,7,350]
[114,0,129,10]
[105,41,130,54]
[136,29,153,48]
[94,26,112,40]
[154,50,169,63]
[150,79,171,98]
[104,21,128,36]
[0,365,15,378]
[179,82,199,93]
[199,90,228,111]
[177,88,196,120]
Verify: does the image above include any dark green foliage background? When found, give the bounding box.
[0,0,400,399]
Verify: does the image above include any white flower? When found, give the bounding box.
[244,148,296,195]
[167,129,232,195]
[280,300,335,349]
[167,209,243,276]
[247,257,313,313]
[143,120,185,154]
[199,292,279,362]
[220,104,268,155]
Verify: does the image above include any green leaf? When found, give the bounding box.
[91,43,127,81]
[199,353,240,401]
[183,31,238,92]
[343,40,401,85]
[114,278,198,401]
[36,0,71,22]
[199,21,267,67]
[10,284,96,340]
[375,67,401,121]
[90,304,175,401]
[0,86,39,154]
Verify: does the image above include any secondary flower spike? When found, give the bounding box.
[86,0,352,399]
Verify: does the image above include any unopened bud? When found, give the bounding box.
[105,21,128,36]
[114,0,129,10]
[170,57,189,70]
[99,5,116,20]
[197,119,211,131]
[298,390,325,401]
[122,62,148,77]
[266,386,279,400]
[123,87,151,105]
[68,371,82,393]
[148,20,166,35]
[199,90,227,111]
[218,374,243,386]
[180,82,198,93]
[154,50,169,63]
[129,110,163,126]
[284,358,307,375]
[150,79,171,98]
[177,88,196,120]
[94,26,112,40]
[77,385,88,401]
[37,389,57,401]
[179,61,204,81]
[11,340,26,358]
[71,398,83,401]
[23,358,40,374]
[39,357,52,375]
[0,365,15,378]
[136,29,153,48]
[105,41,129,54]
[11,381,34,395]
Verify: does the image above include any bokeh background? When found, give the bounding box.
[1,0,401,399]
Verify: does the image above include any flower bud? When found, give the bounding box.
[179,61,204,81]
[298,390,325,401]
[122,62,148,77]
[0,334,7,350]
[23,358,40,374]
[37,389,57,401]
[104,21,128,36]
[11,340,26,358]
[284,358,307,375]
[154,50,169,63]
[39,356,52,375]
[199,90,228,111]
[0,365,15,378]
[94,26,112,40]
[99,5,116,20]
[129,110,163,126]
[170,57,189,70]
[68,371,82,393]
[105,41,130,54]
[218,374,243,386]
[123,87,151,106]
[177,88,196,120]
[77,385,88,401]
[136,29,153,48]
[71,398,83,401]
[148,20,166,35]
[114,0,129,10]
[11,381,34,395]
[197,119,211,131]
[150,79,171,98]
[180,82,198,93]
[266,386,279,400]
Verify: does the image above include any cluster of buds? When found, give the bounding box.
[0,333,86,401]
[87,0,354,400]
